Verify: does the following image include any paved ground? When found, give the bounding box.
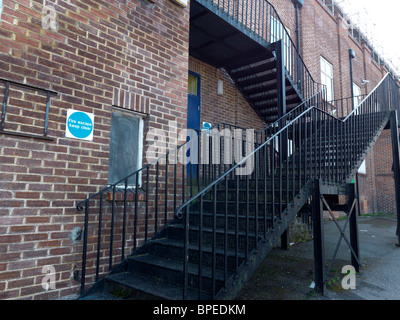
[237,214,400,300]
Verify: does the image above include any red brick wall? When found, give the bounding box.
[0,0,189,299]
[189,56,266,132]
[370,130,397,214]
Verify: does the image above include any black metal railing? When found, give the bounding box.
[0,78,57,140]
[327,94,368,118]
[76,121,265,294]
[176,73,400,299]
[200,0,322,100]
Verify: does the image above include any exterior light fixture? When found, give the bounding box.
[217,79,223,96]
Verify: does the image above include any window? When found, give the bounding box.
[0,0,3,20]
[353,83,362,114]
[108,109,144,186]
[270,17,291,69]
[320,57,334,102]
[188,73,198,96]
[358,160,366,174]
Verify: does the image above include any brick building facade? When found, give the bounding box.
[0,0,397,299]
[267,0,396,214]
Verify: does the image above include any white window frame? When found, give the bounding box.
[320,57,334,102]
[358,160,366,174]
[353,83,362,115]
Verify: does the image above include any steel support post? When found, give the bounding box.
[276,39,287,122]
[312,180,325,294]
[390,111,400,246]
[275,40,290,248]
[347,183,360,272]
[281,228,290,250]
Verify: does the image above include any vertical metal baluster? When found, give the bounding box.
[246,166,249,258]
[145,167,149,243]
[155,162,159,234]
[285,127,289,212]
[279,128,283,217]
[255,144,259,249]
[224,175,228,287]
[182,161,185,206]
[95,196,103,282]
[134,174,139,251]
[198,194,203,300]
[219,123,222,179]
[121,179,128,261]
[209,134,212,185]
[245,0,248,29]
[314,108,318,179]
[190,148,194,198]
[174,152,177,214]
[212,185,217,299]
[292,120,296,200]
[110,186,116,270]
[165,154,169,226]
[264,141,267,236]
[271,128,276,225]
[250,0,253,32]
[80,202,89,294]
[183,203,189,300]
[235,172,239,273]
[299,116,302,193]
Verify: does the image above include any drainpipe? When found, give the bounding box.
[349,48,362,216]
[291,0,303,91]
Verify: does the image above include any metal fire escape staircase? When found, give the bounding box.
[77,0,400,300]
[189,0,320,123]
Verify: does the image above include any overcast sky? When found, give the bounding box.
[338,0,400,75]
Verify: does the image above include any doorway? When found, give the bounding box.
[187,71,201,185]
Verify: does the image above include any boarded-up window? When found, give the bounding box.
[108,109,143,186]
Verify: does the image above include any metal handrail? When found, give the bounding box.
[77,120,269,294]
[175,89,326,218]
[205,0,324,99]
[76,121,249,207]
[177,73,400,299]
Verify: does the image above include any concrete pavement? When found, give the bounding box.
[237,214,400,300]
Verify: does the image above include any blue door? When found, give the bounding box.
[187,71,201,184]
[187,71,201,131]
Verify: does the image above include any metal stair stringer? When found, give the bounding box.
[190,0,320,124]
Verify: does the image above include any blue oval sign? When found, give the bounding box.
[67,111,93,139]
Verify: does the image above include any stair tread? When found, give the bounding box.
[187,210,275,218]
[106,272,211,300]
[150,237,247,258]
[230,60,276,79]
[129,254,229,281]
[168,222,267,238]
